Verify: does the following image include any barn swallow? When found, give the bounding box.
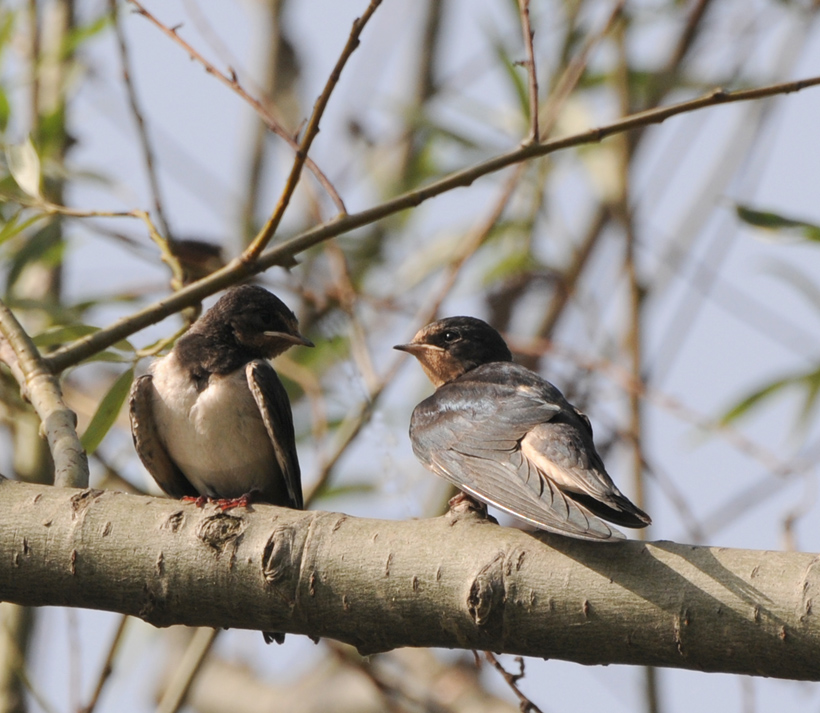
[395,317,651,541]
[130,284,313,506]
[129,285,313,642]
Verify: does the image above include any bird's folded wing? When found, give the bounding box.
[411,382,623,540]
[129,375,198,498]
[246,361,303,510]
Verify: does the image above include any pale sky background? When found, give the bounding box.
[8,0,820,711]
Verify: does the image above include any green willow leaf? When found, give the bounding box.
[0,211,46,245]
[720,374,799,425]
[33,324,134,352]
[736,205,820,242]
[6,137,42,199]
[81,367,134,455]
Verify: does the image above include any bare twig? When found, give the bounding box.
[394,0,443,181]
[483,653,544,713]
[41,73,820,374]
[41,202,186,288]
[156,628,219,713]
[80,615,128,713]
[0,604,57,713]
[514,337,813,489]
[307,165,524,503]
[326,244,380,393]
[242,0,382,261]
[535,205,609,340]
[539,0,625,139]
[126,0,346,215]
[517,0,539,142]
[0,299,88,488]
[613,12,647,520]
[110,0,172,242]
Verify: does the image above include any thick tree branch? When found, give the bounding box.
[1,478,818,680]
[0,303,87,488]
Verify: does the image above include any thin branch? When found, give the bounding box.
[242,0,383,261]
[535,205,609,340]
[46,202,186,288]
[517,0,539,142]
[0,604,57,713]
[239,0,294,242]
[483,653,544,713]
[156,628,219,713]
[662,0,714,77]
[533,0,708,348]
[126,0,346,215]
[0,300,88,488]
[307,165,524,503]
[80,615,128,713]
[539,0,625,139]
[110,0,172,242]
[394,0,443,181]
[41,73,820,374]
[326,245,380,392]
[516,338,812,481]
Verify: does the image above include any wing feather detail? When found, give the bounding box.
[246,361,303,510]
[129,374,198,498]
[410,372,632,541]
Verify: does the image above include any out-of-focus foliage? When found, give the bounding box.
[1,1,820,712]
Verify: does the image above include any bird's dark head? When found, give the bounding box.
[178,285,313,374]
[394,316,512,387]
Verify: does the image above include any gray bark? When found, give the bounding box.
[1,477,818,680]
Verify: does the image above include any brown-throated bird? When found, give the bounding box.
[129,285,313,641]
[395,316,651,541]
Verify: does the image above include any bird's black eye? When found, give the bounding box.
[442,330,459,343]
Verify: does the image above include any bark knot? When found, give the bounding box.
[163,511,185,532]
[263,525,298,585]
[196,513,244,553]
[69,488,104,518]
[467,552,506,627]
[799,556,820,625]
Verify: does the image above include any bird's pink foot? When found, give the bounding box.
[213,489,260,511]
[448,492,488,518]
[182,490,260,511]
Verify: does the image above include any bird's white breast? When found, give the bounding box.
[149,354,276,498]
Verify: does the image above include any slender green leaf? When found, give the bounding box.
[0,211,46,245]
[720,374,801,425]
[6,138,42,199]
[81,368,134,455]
[6,221,60,291]
[493,40,529,123]
[0,11,15,51]
[797,368,820,425]
[736,204,820,242]
[762,260,820,316]
[312,481,377,502]
[721,366,820,429]
[33,324,134,352]
[0,86,10,132]
[81,350,134,365]
[63,15,110,56]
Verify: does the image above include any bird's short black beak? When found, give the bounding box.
[394,342,440,354]
[266,331,315,348]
